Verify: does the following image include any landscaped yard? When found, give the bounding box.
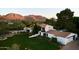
[0,32,60,50]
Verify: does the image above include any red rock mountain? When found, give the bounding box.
[0,13,47,22]
[28,15,46,22]
[3,13,24,20]
[0,15,2,19]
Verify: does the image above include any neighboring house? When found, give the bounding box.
[8,22,14,25]
[9,30,25,34]
[40,30,78,45]
[10,31,19,34]
[9,27,32,35]
[23,27,32,33]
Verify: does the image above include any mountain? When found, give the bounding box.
[3,13,24,20]
[0,13,47,22]
[0,15,2,19]
[28,15,46,22]
[24,16,34,22]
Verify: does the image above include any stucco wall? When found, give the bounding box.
[66,37,73,43]
[40,32,45,36]
[47,33,56,38]
[66,33,78,40]
[45,25,54,32]
[57,37,69,45]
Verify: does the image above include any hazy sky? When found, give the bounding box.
[0,8,79,18]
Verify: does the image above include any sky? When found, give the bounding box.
[0,8,79,18]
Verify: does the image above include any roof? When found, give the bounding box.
[37,23,47,28]
[37,23,53,28]
[47,30,71,38]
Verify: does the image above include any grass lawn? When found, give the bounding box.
[0,32,60,50]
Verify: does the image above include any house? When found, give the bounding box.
[46,30,78,45]
[39,23,55,32]
[40,29,77,45]
[38,23,78,45]
[23,27,32,33]
[38,23,55,37]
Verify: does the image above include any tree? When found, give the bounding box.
[45,18,56,26]
[32,24,41,34]
[55,8,76,32]
[73,17,79,34]
[56,8,74,20]
[73,17,79,29]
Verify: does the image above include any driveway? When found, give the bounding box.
[61,39,79,50]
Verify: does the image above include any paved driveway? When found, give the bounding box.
[61,40,79,50]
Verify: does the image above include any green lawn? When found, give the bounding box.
[0,33,60,50]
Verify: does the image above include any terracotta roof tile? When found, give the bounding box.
[47,30,71,38]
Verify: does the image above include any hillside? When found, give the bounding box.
[2,13,24,20]
[0,13,47,22]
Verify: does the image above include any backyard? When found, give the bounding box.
[0,32,60,50]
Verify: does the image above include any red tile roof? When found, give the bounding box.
[37,23,47,28]
[47,30,71,38]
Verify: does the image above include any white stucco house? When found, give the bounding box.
[38,23,55,36]
[39,23,55,32]
[47,30,78,45]
[38,23,78,45]
[40,29,78,45]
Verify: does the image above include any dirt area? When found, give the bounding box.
[61,39,79,50]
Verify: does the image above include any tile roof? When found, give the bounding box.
[37,23,47,28]
[47,30,71,38]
